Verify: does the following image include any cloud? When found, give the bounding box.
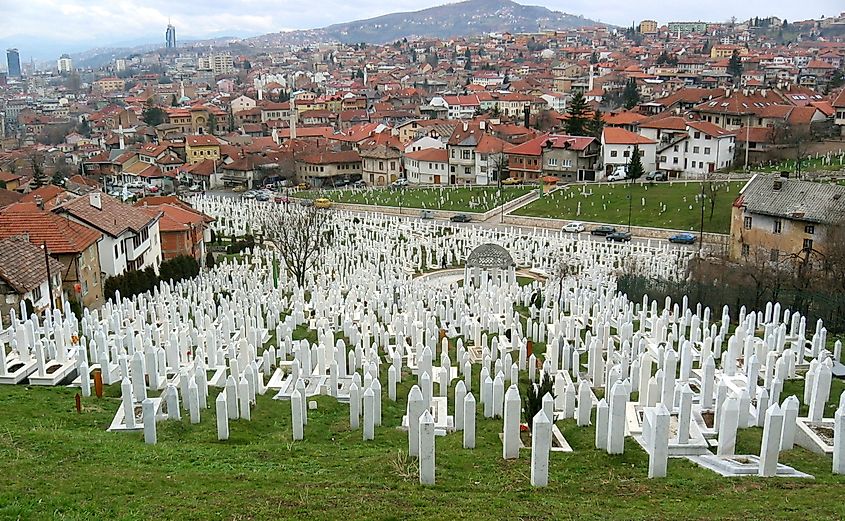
[3,0,842,58]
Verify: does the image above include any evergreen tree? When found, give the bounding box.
[590,51,598,64]
[829,69,844,91]
[142,106,167,126]
[564,91,589,136]
[623,78,640,109]
[627,145,645,180]
[727,50,743,78]
[586,109,605,139]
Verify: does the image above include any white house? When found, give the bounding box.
[404,136,446,154]
[656,121,736,177]
[230,95,256,114]
[404,148,449,185]
[430,95,481,120]
[56,192,163,278]
[601,127,657,177]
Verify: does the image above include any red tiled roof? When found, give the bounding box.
[0,202,101,254]
[55,192,158,238]
[602,127,656,145]
[686,120,734,137]
[405,148,448,162]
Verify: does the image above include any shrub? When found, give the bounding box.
[523,371,554,429]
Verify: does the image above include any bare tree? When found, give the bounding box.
[266,205,331,287]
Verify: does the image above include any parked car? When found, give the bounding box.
[502,177,523,185]
[299,199,314,206]
[296,182,310,190]
[391,178,408,188]
[352,180,366,188]
[256,192,270,202]
[188,184,202,192]
[146,185,160,193]
[450,214,472,223]
[420,210,434,219]
[314,198,332,209]
[669,232,697,244]
[590,225,617,236]
[274,195,289,204]
[607,171,627,182]
[242,191,256,199]
[645,170,668,181]
[232,185,247,193]
[606,231,633,242]
[562,221,585,233]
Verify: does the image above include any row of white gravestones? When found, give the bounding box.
[65,196,845,483]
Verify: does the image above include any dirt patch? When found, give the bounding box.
[701,410,715,428]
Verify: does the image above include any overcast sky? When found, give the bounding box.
[2,0,842,59]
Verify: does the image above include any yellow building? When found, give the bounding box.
[93,77,126,93]
[711,45,749,59]
[639,20,658,34]
[730,174,845,264]
[185,135,221,165]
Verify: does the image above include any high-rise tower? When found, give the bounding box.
[165,22,176,49]
[6,48,21,77]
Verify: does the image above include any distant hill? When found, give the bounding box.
[247,0,605,47]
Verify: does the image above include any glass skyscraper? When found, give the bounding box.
[6,48,21,77]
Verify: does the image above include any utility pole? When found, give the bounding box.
[43,241,55,312]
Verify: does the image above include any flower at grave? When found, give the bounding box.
[520,423,529,432]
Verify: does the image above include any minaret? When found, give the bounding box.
[588,64,595,91]
[258,88,263,101]
[118,124,125,149]
[363,68,368,87]
[290,104,297,140]
[180,80,185,101]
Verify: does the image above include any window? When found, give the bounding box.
[704,147,711,155]
[803,238,814,251]
[805,225,815,234]
[741,244,749,256]
[773,219,782,234]
[770,249,779,262]
[114,244,119,257]
[461,150,471,160]
[379,161,384,171]
[623,150,630,158]
[693,146,700,153]
[639,150,645,156]
[32,285,42,302]
[694,132,701,139]
[610,150,618,158]
[743,216,752,229]
[562,159,572,168]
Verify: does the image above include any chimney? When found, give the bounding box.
[462,122,468,132]
[34,195,44,210]
[773,172,788,191]
[479,120,486,131]
[89,192,102,210]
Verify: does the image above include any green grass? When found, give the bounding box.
[296,186,535,213]
[513,181,744,233]
[750,155,845,174]
[3,367,845,520]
